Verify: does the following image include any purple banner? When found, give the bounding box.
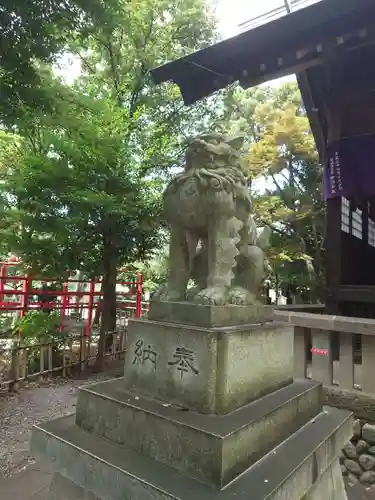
[324,135,375,200]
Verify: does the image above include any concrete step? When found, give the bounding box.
[49,472,101,500]
[5,463,374,500]
[31,406,352,500]
[75,377,322,487]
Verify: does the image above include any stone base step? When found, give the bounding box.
[48,459,348,500]
[31,406,352,500]
[50,472,101,500]
[75,377,323,487]
[147,300,272,328]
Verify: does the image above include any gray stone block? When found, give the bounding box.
[362,423,375,444]
[360,470,375,486]
[359,454,375,471]
[324,386,375,421]
[75,378,322,487]
[303,458,347,499]
[31,406,352,500]
[50,472,102,500]
[344,459,363,477]
[124,318,294,414]
[148,300,273,328]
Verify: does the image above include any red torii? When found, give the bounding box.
[0,258,144,333]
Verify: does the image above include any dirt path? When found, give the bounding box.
[0,362,123,479]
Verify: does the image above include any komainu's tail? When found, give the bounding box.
[256,226,271,251]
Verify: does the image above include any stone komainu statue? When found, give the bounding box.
[154,132,271,306]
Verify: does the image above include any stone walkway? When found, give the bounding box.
[347,482,375,500]
[0,463,51,499]
[0,465,375,500]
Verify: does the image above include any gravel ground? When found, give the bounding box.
[0,361,123,480]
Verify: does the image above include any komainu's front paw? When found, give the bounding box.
[228,286,258,306]
[152,285,185,302]
[185,286,202,301]
[194,286,228,305]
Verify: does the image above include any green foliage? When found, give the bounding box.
[0,0,114,122]
[11,310,68,376]
[1,82,163,277]
[1,0,219,273]
[12,311,65,345]
[125,247,169,292]
[0,314,13,336]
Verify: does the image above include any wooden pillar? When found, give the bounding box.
[311,329,333,385]
[338,332,354,390]
[325,197,342,314]
[369,197,375,285]
[325,99,343,315]
[362,335,375,394]
[361,198,369,285]
[294,326,308,378]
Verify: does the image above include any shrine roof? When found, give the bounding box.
[150,0,375,160]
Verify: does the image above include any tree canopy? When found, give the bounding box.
[0,0,114,121]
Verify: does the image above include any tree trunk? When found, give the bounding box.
[75,270,85,318]
[275,274,280,305]
[92,302,101,326]
[93,280,104,326]
[95,239,118,371]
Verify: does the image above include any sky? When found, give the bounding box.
[216,0,297,87]
[216,0,290,39]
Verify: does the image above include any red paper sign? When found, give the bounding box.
[311,347,329,356]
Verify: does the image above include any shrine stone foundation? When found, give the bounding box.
[31,301,352,500]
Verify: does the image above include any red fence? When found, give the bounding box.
[0,260,145,333]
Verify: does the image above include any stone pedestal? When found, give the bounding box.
[124,317,294,414]
[31,302,352,500]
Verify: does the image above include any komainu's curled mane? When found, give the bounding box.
[166,132,249,199]
[154,132,270,306]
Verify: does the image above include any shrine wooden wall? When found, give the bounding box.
[326,196,375,317]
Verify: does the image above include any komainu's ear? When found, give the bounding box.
[226,135,245,151]
[199,132,224,143]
